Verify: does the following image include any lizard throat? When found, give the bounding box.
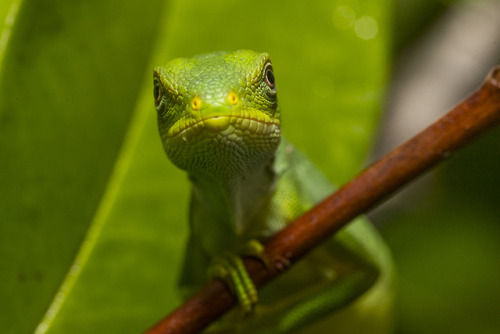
[163,113,281,180]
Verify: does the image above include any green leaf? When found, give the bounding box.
[0,0,391,333]
[0,1,21,91]
[0,0,165,333]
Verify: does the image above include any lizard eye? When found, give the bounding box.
[264,63,276,90]
[154,79,164,111]
[263,62,277,101]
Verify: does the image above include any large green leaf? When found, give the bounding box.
[0,0,17,59]
[0,0,391,333]
[0,0,164,333]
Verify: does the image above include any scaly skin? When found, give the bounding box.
[154,50,395,333]
[155,51,280,181]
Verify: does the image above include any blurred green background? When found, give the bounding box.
[1,0,499,333]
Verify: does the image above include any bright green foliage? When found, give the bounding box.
[5,0,499,334]
[0,0,165,333]
[0,0,391,333]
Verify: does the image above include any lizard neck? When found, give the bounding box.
[189,155,277,251]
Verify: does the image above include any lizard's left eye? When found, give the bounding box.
[154,79,164,111]
[264,64,276,90]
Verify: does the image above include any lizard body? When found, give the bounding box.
[154,50,394,333]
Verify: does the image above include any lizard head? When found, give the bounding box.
[153,50,281,179]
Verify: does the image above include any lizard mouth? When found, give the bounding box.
[166,112,281,141]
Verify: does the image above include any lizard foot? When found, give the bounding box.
[209,240,269,313]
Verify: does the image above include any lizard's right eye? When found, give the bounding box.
[154,79,164,111]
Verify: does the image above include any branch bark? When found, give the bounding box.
[145,66,500,334]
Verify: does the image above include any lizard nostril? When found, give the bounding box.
[191,96,203,111]
[227,91,239,105]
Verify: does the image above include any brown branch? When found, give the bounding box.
[145,66,500,334]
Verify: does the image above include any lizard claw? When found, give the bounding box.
[210,255,258,313]
[244,239,270,269]
[209,240,269,313]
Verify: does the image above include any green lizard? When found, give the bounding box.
[153,50,395,333]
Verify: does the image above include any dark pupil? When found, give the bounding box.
[154,82,161,102]
[266,68,275,86]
